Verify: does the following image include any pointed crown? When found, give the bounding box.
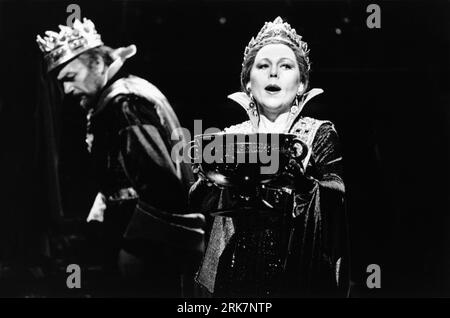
[242,17,310,70]
[36,18,104,72]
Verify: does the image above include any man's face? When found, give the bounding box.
[57,57,105,109]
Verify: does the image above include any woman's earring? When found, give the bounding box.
[249,93,255,107]
[290,93,301,115]
[248,93,258,117]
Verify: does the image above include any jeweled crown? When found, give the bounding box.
[36,18,104,72]
[243,17,310,70]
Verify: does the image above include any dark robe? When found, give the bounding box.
[190,98,350,297]
[88,67,205,295]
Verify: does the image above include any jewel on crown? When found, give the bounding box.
[36,18,103,72]
[242,17,310,70]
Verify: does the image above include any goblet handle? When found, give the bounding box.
[291,138,308,162]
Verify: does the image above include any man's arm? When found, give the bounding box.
[111,94,205,251]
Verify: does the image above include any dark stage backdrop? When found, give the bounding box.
[0,0,448,297]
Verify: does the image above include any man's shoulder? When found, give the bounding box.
[108,91,151,108]
[97,75,182,132]
[111,75,166,99]
[96,75,168,114]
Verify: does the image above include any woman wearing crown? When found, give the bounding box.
[190,17,350,297]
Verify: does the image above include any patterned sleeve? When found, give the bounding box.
[309,122,345,194]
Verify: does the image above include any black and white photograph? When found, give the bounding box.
[0,0,449,304]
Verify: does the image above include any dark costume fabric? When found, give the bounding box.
[88,66,204,296]
[191,90,349,298]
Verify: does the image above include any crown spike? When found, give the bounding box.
[273,16,283,23]
[45,30,60,38]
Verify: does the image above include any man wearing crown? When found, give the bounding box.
[37,18,205,296]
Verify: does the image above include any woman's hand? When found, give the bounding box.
[192,163,215,187]
[283,158,317,193]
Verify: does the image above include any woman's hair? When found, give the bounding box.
[78,45,115,70]
[240,39,310,94]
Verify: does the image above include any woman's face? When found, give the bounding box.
[248,43,303,119]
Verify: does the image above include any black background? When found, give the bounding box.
[0,0,449,297]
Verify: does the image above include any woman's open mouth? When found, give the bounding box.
[265,84,282,94]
